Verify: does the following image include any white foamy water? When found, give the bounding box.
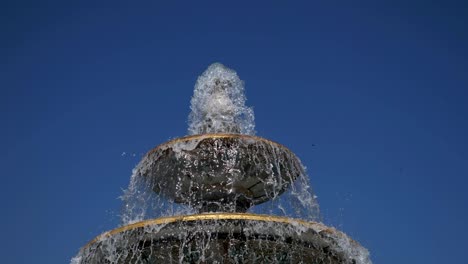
[188,63,255,135]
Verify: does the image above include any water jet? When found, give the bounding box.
[72,63,371,263]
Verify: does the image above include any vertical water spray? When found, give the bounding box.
[73,63,372,263]
[188,63,255,135]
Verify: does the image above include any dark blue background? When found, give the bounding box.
[2,1,467,263]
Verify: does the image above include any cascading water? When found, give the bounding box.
[72,63,372,264]
[120,63,319,225]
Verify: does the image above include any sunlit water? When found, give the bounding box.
[120,136,321,225]
[72,63,372,264]
[121,63,319,224]
[188,63,255,135]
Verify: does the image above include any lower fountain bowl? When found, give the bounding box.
[135,134,305,212]
[76,213,371,264]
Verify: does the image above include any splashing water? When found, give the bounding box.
[119,63,320,224]
[120,136,321,225]
[76,216,371,264]
[188,63,255,135]
[122,63,321,225]
[72,63,372,264]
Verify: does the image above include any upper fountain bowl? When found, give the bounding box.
[135,134,304,213]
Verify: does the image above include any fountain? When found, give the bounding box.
[72,63,372,263]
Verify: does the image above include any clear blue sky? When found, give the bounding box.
[2,1,467,263]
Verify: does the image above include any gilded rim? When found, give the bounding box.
[82,213,348,251]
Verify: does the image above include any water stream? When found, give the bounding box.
[72,63,371,264]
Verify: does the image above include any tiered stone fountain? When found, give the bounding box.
[72,63,371,264]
